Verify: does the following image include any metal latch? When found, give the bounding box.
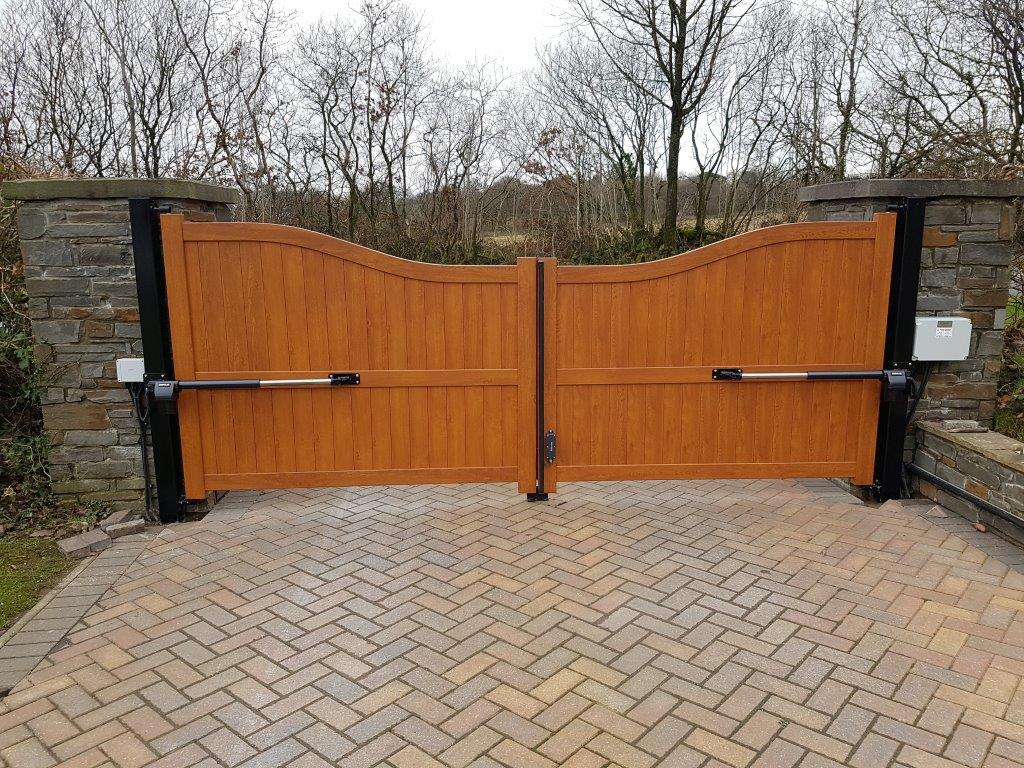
[545,430,556,463]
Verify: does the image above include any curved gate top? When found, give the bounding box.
[547,217,895,491]
[161,216,540,499]
[156,212,897,501]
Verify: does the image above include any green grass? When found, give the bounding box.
[995,321,1024,442]
[0,536,74,632]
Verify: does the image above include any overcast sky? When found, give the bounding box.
[283,0,562,73]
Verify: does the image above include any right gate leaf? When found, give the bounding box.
[551,214,896,487]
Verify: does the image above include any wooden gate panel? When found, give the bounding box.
[162,216,532,497]
[552,215,896,486]
[161,214,895,496]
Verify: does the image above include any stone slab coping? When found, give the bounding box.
[798,178,1024,203]
[1,177,241,205]
[917,419,1024,473]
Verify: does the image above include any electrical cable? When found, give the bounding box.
[905,361,934,429]
[128,382,155,521]
[899,360,934,498]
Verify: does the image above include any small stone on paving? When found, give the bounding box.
[57,527,110,559]
[99,507,137,531]
[104,519,145,538]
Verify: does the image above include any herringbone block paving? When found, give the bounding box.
[2,479,1023,767]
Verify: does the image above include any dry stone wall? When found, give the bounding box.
[800,179,1022,426]
[4,179,238,511]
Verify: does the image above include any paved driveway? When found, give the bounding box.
[1,480,1024,768]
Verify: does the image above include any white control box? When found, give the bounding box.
[116,357,146,383]
[913,317,971,361]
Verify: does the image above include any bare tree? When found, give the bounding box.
[567,0,742,251]
[1,0,1018,263]
[171,0,288,217]
[16,0,121,175]
[683,1,798,236]
[535,35,661,232]
[884,0,1023,173]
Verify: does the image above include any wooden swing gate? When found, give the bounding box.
[156,212,898,501]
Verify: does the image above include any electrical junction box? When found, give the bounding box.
[913,317,971,361]
[116,357,146,383]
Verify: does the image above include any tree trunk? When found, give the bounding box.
[661,106,684,252]
[694,172,710,239]
[637,153,646,229]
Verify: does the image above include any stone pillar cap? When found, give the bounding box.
[1,177,241,205]
[798,178,1024,203]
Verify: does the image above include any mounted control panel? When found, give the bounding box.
[913,316,971,361]
[116,357,146,383]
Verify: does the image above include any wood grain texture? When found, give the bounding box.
[162,215,529,495]
[162,213,896,495]
[552,214,897,484]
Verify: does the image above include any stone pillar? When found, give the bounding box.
[2,178,239,511]
[799,179,1023,426]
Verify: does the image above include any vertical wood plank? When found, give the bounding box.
[304,250,335,472]
[384,274,410,469]
[406,280,429,469]
[323,252,355,470]
[220,242,256,474]
[203,243,235,475]
[261,243,296,473]
[239,241,275,473]
[282,246,314,471]
[160,216,206,498]
[854,213,897,483]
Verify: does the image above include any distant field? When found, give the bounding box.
[480,234,532,246]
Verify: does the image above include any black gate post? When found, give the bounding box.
[873,197,926,501]
[527,259,548,501]
[129,199,185,523]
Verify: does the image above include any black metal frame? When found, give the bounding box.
[129,199,185,523]
[873,198,926,501]
[129,205,922,510]
[527,260,548,501]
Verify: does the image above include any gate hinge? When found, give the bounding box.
[544,430,556,463]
